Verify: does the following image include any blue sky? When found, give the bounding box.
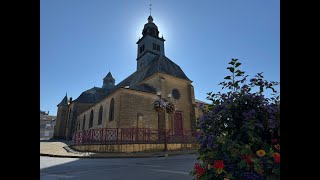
[40,0,279,115]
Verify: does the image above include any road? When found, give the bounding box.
[40,154,197,180]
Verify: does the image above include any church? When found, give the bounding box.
[54,15,205,141]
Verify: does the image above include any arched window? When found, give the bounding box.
[82,115,86,130]
[89,110,94,128]
[68,109,72,126]
[109,98,114,121]
[98,105,103,125]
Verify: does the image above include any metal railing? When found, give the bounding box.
[72,128,198,145]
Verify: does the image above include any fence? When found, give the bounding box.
[72,128,198,145]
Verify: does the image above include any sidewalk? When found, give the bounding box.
[40,140,197,158]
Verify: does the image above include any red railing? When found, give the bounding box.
[72,128,198,145]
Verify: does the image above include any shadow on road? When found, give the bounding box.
[40,154,197,180]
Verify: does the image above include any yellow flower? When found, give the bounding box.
[256,150,266,157]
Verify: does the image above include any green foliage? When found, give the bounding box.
[191,58,280,180]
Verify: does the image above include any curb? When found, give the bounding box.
[40,153,161,158]
[40,151,196,159]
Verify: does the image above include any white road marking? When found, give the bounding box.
[40,173,75,178]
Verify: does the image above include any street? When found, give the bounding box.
[40,154,197,180]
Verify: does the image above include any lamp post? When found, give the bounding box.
[156,90,167,152]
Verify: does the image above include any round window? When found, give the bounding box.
[172,89,180,100]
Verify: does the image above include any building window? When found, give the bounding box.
[157,45,160,51]
[140,45,145,54]
[153,43,156,50]
[89,110,94,128]
[69,109,72,119]
[172,88,181,100]
[98,105,103,125]
[109,98,114,121]
[82,115,86,130]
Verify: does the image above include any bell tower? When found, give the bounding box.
[136,15,165,71]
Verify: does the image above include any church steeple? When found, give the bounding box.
[136,15,165,71]
[103,72,115,89]
[142,15,160,38]
[57,94,68,107]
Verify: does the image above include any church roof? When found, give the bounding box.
[126,84,157,93]
[74,87,110,103]
[115,54,190,87]
[73,54,190,104]
[103,72,114,80]
[57,95,68,107]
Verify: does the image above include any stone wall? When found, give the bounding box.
[72,143,199,153]
[54,106,68,138]
[77,90,122,131]
[143,73,195,132]
[119,89,158,129]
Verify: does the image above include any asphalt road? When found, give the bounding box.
[40,154,198,180]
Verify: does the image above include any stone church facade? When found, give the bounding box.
[54,15,202,140]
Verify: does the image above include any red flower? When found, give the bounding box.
[194,163,205,177]
[271,139,277,143]
[243,155,253,166]
[274,153,280,163]
[213,160,225,169]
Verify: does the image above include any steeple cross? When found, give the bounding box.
[149,4,152,15]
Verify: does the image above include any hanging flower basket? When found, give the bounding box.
[154,98,165,113]
[166,102,175,114]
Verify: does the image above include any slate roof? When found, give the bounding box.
[57,95,68,107]
[73,54,190,104]
[74,87,110,103]
[103,72,114,80]
[115,55,190,86]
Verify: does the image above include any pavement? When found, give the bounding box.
[40,139,197,158]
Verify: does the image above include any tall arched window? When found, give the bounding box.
[82,115,86,130]
[68,109,72,127]
[109,98,114,121]
[89,110,94,128]
[98,105,103,125]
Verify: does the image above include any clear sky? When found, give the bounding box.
[40,0,279,115]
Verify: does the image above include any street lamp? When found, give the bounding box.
[155,90,167,151]
[154,91,175,152]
